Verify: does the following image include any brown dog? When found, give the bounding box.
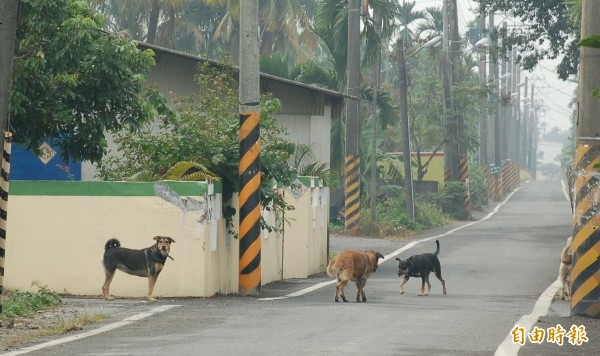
[558,236,573,300]
[326,250,384,302]
[102,236,175,301]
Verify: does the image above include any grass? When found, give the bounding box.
[1,283,110,350]
[1,282,62,319]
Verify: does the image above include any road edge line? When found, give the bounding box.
[259,186,522,301]
[2,304,180,355]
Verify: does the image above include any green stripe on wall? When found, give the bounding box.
[10,180,222,196]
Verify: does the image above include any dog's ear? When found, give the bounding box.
[376,252,384,260]
[396,257,401,262]
[408,257,414,264]
[168,237,175,243]
[153,236,161,241]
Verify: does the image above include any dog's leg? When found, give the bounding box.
[434,271,447,295]
[424,275,432,296]
[434,261,447,295]
[356,277,367,302]
[335,278,349,302]
[419,277,427,296]
[339,278,349,302]
[102,270,116,301]
[334,278,341,302]
[147,275,158,302]
[399,276,409,294]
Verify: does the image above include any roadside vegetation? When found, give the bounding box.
[0,283,61,319]
[0,283,109,350]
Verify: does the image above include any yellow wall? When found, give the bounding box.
[4,180,328,298]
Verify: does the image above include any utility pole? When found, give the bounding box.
[397,38,415,221]
[441,0,454,182]
[344,0,361,233]
[449,0,462,182]
[571,0,600,318]
[0,0,19,314]
[0,0,19,147]
[510,48,518,161]
[487,11,496,166]
[238,0,261,297]
[528,84,536,178]
[369,6,381,223]
[514,60,521,164]
[489,11,500,166]
[499,22,508,162]
[521,77,529,168]
[478,15,488,167]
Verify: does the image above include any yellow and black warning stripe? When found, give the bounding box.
[344,154,360,233]
[0,133,12,313]
[239,112,261,295]
[459,158,471,212]
[571,143,600,317]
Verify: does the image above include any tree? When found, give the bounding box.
[0,0,20,149]
[204,0,320,64]
[97,62,299,234]
[11,0,157,163]
[473,0,579,80]
[89,0,223,58]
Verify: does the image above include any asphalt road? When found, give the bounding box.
[4,180,577,356]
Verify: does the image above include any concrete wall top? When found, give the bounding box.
[9,180,222,196]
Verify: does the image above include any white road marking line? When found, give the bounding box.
[2,304,180,355]
[495,180,570,356]
[494,279,562,356]
[259,186,521,301]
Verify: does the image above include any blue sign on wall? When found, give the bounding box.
[10,143,81,181]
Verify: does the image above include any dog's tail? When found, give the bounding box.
[434,240,440,256]
[326,258,339,278]
[105,238,121,251]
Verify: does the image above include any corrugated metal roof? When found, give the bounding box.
[136,41,355,100]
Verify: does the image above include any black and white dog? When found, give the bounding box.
[102,236,175,301]
[396,240,447,296]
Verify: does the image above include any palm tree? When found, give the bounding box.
[395,1,429,45]
[205,0,319,65]
[89,0,219,57]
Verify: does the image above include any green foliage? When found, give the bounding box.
[96,62,300,234]
[474,0,578,80]
[578,34,600,48]
[467,164,489,210]
[360,197,451,237]
[11,0,157,163]
[161,161,220,181]
[433,181,471,220]
[1,282,61,319]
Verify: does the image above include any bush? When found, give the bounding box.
[1,282,61,319]
[357,196,451,238]
[433,181,471,220]
[468,165,488,210]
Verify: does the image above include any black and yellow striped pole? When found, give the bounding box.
[0,132,12,313]
[571,144,600,316]
[459,157,471,213]
[238,0,261,297]
[344,154,360,233]
[344,0,361,233]
[571,0,600,317]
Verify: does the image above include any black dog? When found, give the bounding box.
[102,236,175,301]
[396,240,447,296]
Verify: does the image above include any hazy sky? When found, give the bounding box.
[411,0,577,133]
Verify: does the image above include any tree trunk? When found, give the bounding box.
[147,0,161,44]
[369,8,381,223]
[0,0,20,150]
